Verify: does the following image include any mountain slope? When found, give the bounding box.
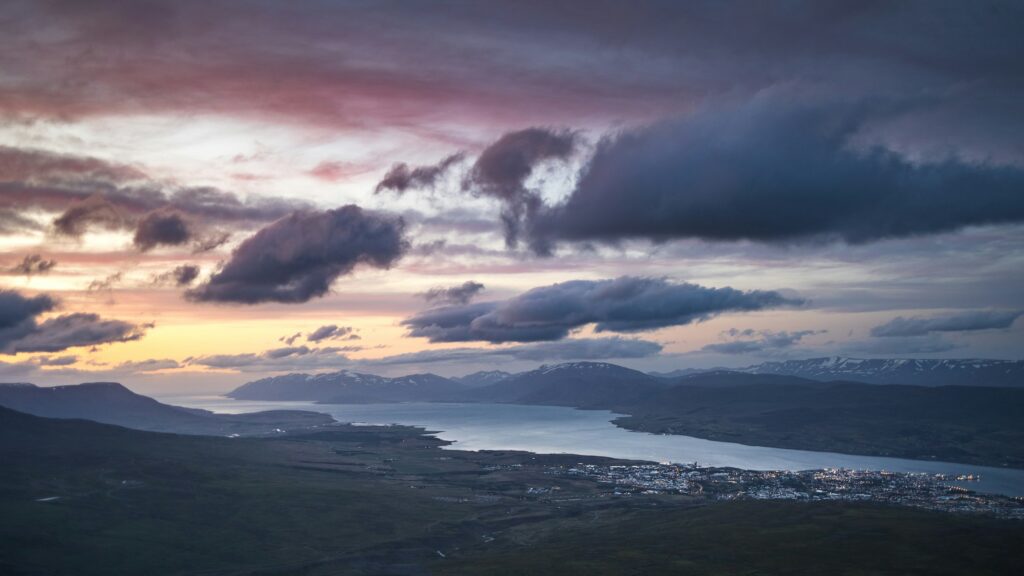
[0,382,332,435]
[455,370,515,388]
[229,370,466,403]
[613,377,1024,468]
[466,362,663,407]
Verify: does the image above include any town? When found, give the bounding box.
[541,463,1024,519]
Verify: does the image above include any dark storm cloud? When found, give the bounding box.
[6,313,146,353]
[462,128,578,248]
[153,264,201,287]
[5,1,1021,160]
[0,146,308,238]
[871,310,1023,337]
[525,102,1024,253]
[0,291,57,330]
[369,337,663,366]
[5,254,57,276]
[403,276,801,343]
[701,329,823,355]
[306,325,357,343]
[0,290,147,354]
[133,210,192,251]
[187,205,408,304]
[171,264,201,286]
[375,152,465,194]
[421,281,485,305]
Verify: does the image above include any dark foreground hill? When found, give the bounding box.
[0,382,332,436]
[613,373,1024,468]
[2,406,1022,576]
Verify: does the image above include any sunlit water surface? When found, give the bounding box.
[158,396,1024,496]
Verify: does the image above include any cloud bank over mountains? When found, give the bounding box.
[404,276,802,343]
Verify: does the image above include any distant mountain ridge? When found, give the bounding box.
[0,382,333,435]
[454,370,515,387]
[229,370,467,403]
[462,362,665,407]
[737,357,1024,387]
[229,357,1024,407]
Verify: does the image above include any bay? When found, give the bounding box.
[159,395,1024,497]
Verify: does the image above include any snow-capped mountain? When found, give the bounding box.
[228,370,465,402]
[454,370,515,388]
[739,357,1024,387]
[465,362,664,406]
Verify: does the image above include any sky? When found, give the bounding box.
[1,0,1022,393]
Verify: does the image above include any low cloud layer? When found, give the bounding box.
[188,205,408,304]
[189,336,661,374]
[701,328,823,355]
[190,346,359,372]
[307,325,358,343]
[371,337,662,366]
[404,276,801,343]
[421,281,485,306]
[871,310,1023,337]
[0,290,147,354]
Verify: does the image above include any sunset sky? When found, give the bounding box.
[1,1,1022,393]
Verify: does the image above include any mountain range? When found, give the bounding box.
[224,360,1024,467]
[228,371,467,403]
[8,356,1022,467]
[229,357,1023,406]
[732,357,1024,387]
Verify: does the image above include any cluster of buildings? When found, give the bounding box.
[544,463,1024,519]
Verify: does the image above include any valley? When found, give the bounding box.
[2,405,1022,575]
[223,360,1024,468]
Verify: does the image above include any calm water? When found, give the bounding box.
[159,395,1024,496]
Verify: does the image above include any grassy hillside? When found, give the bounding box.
[466,366,1024,468]
[614,376,1024,468]
[3,406,1021,575]
[0,382,333,436]
[438,500,1024,576]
